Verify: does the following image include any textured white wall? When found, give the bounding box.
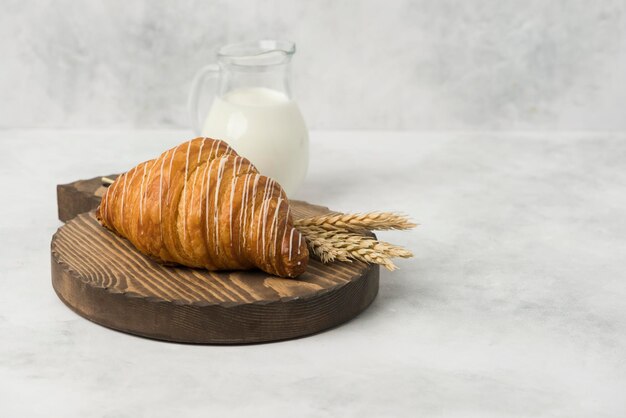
[1,0,625,130]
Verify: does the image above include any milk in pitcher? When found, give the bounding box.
[201,87,309,196]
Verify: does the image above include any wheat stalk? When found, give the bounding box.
[297,224,413,271]
[295,211,416,233]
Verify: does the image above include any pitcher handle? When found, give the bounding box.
[188,64,220,136]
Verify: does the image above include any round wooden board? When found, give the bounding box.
[51,201,379,344]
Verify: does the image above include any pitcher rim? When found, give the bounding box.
[217,40,296,63]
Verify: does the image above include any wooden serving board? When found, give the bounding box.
[52,177,379,344]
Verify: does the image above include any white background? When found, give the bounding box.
[1,0,625,130]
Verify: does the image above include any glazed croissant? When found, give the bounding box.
[96,137,308,278]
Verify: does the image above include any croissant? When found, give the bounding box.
[96,137,308,278]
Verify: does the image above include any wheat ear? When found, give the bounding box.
[297,225,413,271]
[295,211,416,233]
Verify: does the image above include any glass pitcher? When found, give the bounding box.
[188,40,309,196]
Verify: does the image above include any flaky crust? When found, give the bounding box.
[96,137,308,278]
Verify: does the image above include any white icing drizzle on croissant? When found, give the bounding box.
[228,156,243,244]
[213,157,228,255]
[119,165,139,231]
[138,161,151,226]
[269,197,284,260]
[166,144,180,205]
[203,157,216,256]
[158,149,171,239]
[239,173,251,252]
[248,174,261,249]
[288,228,296,261]
[181,141,192,242]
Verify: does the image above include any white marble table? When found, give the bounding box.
[1,130,625,417]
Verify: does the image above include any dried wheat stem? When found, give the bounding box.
[295,211,416,233]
